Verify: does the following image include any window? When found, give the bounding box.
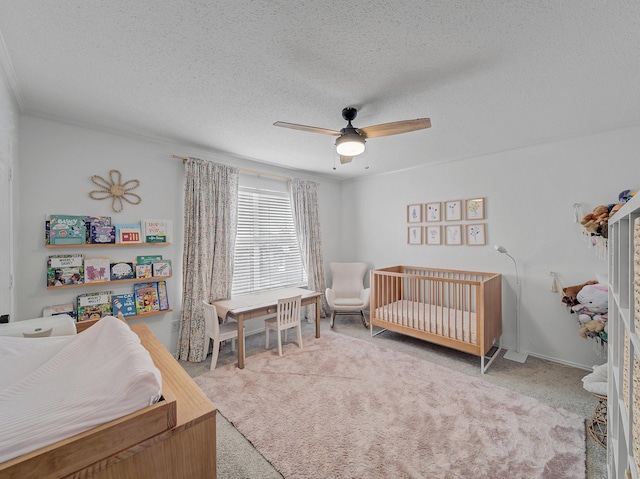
[232,186,307,295]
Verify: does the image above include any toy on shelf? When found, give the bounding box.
[579,189,636,259]
[559,279,608,356]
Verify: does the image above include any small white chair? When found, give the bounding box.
[202,300,241,370]
[325,262,370,328]
[264,295,303,356]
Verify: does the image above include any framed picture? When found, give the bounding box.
[466,198,485,220]
[408,226,423,245]
[445,225,463,245]
[407,204,422,223]
[425,202,441,222]
[426,225,441,245]
[466,224,486,246]
[445,200,462,221]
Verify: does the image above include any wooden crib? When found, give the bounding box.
[370,266,502,373]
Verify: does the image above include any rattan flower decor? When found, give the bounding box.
[89,169,142,213]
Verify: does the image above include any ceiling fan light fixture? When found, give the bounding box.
[335,133,365,157]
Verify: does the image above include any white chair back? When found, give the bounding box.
[277,295,302,328]
[202,300,220,338]
[329,262,368,298]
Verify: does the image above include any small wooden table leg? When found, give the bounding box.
[237,316,245,369]
[315,296,321,338]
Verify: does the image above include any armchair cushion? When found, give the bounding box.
[326,262,370,311]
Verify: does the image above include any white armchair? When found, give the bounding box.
[325,262,370,329]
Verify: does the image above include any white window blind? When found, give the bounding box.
[232,186,307,295]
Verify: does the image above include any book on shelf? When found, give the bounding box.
[156,280,170,311]
[47,254,84,287]
[85,216,112,228]
[114,223,142,244]
[84,258,111,283]
[142,219,172,243]
[42,302,77,320]
[134,282,160,314]
[112,293,137,319]
[110,261,135,280]
[136,255,162,265]
[152,260,172,277]
[77,291,113,322]
[135,263,152,279]
[89,225,116,244]
[49,215,87,245]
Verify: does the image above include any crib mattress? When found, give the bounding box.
[375,299,477,344]
[0,316,162,463]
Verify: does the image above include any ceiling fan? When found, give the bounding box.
[274,107,431,164]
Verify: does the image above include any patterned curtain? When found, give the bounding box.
[289,178,330,319]
[177,158,239,362]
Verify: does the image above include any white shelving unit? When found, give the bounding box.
[608,193,640,478]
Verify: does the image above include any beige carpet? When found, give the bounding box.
[195,330,586,479]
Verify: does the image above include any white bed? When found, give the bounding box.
[0,316,162,463]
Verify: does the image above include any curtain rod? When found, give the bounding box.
[173,155,292,181]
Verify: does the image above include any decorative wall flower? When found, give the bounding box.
[89,169,141,213]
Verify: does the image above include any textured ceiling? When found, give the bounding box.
[0,1,639,180]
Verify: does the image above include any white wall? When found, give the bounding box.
[16,115,341,351]
[0,69,18,321]
[340,125,640,368]
[15,112,637,368]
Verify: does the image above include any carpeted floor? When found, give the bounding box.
[180,315,608,479]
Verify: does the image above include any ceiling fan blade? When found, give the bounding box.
[359,118,431,139]
[273,121,341,136]
[339,155,353,164]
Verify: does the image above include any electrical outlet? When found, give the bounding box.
[171,320,180,333]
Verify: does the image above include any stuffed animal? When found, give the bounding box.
[607,190,637,221]
[618,189,636,204]
[561,280,597,307]
[579,319,606,339]
[576,283,608,313]
[581,205,609,236]
[581,363,607,395]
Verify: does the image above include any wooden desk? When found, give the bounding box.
[213,288,323,369]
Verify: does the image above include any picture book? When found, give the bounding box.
[84,257,111,283]
[110,261,135,280]
[134,282,160,314]
[152,260,172,277]
[49,215,87,245]
[112,293,137,319]
[142,219,172,243]
[45,219,50,245]
[42,302,77,320]
[77,291,113,322]
[156,280,170,310]
[85,215,112,228]
[90,225,115,244]
[47,254,84,287]
[136,255,162,265]
[135,263,152,279]
[114,223,142,244]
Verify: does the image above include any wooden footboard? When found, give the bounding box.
[0,322,217,479]
[370,266,502,372]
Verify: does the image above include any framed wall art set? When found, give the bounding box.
[406,197,487,246]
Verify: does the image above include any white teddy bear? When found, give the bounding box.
[582,363,607,395]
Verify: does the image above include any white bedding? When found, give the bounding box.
[0,316,162,463]
[375,299,477,344]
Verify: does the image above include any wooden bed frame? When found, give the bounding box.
[370,265,502,373]
[0,321,216,479]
